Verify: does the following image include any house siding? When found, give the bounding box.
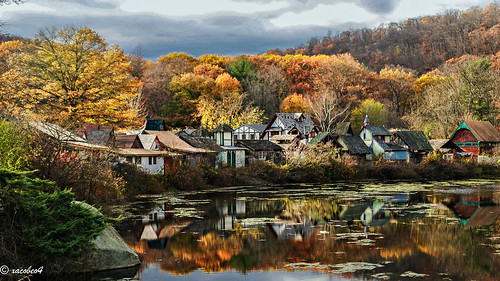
[118,156,165,174]
[451,129,480,155]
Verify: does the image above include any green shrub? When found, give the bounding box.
[0,169,111,273]
[113,162,164,197]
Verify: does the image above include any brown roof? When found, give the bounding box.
[144,130,214,154]
[463,120,500,142]
[114,148,176,157]
[115,135,143,148]
[465,206,500,227]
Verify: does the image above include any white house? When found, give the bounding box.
[260,113,319,144]
[233,124,268,141]
[212,123,246,168]
[115,148,172,174]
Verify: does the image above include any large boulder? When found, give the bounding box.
[71,202,140,272]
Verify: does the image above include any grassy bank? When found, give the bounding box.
[116,152,500,195]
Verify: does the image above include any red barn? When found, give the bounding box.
[449,120,500,156]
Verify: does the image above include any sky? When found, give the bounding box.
[0,0,494,60]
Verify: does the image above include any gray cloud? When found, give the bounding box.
[0,0,400,60]
[34,0,119,9]
[2,8,369,60]
[358,0,400,14]
[231,0,401,15]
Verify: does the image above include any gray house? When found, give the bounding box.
[393,130,433,163]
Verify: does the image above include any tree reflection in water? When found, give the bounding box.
[112,182,500,280]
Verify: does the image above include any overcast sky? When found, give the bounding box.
[0,0,493,60]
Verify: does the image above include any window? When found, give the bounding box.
[126,156,133,163]
[148,156,157,165]
[242,134,246,140]
[234,135,238,140]
[135,157,142,164]
[250,134,255,140]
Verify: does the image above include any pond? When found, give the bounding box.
[108,180,500,281]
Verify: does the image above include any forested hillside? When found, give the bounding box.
[0,4,499,141]
[269,3,500,74]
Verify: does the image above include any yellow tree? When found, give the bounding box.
[350,99,388,133]
[379,67,416,118]
[198,73,263,130]
[10,27,142,129]
[279,93,311,114]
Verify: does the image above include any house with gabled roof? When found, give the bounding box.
[211,123,246,168]
[190,126,212,138]
[176,131,223,167]
[449,120,500,156]
[393,130,433,163]
[334,135,372,161]
[138,134,163,151]
[234,124,269,141]
[359,115,407,161]
[115,134,143,149]
[260,113,319,144]
[235,140,283,164]
[144,130,215,167]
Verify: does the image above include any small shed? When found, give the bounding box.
[393,130,433,163]
[429,139,467,160]
[236,140,283,164]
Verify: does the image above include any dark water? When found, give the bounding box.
[108,180,500,281]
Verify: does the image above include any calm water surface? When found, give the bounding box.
[108,180,500,281]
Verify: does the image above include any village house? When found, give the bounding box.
[114,148,173,175]
[176,131,223,167]
[29,122,174,175]
[115,134,143,149]
[77,124,115,147]
[359,116,407,161]
[233,124,269,141]
[235,140,284,164]
[212,123,246,168]
[144,130,215,167]
[392,130,433,163]
[448,120,500,156]
[260,113,319,144]
[334,135,372,161]
[429,139,467,160]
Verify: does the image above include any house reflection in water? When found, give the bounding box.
[217,198,246,230]
[142,202,167,223]
[360,200,392,227]
[445,194,500,227]
[267,222,313,241]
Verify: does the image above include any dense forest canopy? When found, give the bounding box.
[0,4,499,139]
[269,3,500,74]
